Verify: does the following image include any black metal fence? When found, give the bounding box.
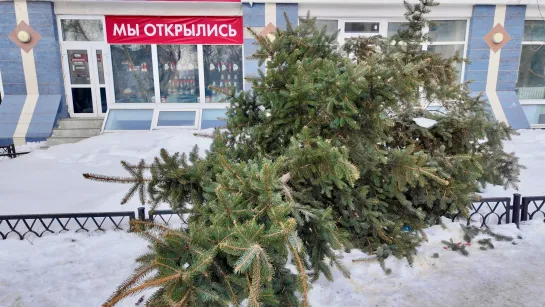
[0,144,29,159]
[1,194,544,241]
[0,211,135,240]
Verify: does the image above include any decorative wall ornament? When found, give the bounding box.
[484,23,511,53]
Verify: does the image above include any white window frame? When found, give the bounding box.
[311,17,470,84]
[518,19,545,106]
[386,18,469,84]
[58,14,243,131]
[517,19,545,128]
[154,108,200,130]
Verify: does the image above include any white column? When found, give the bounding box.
[485,5,508,125]
[13,0,40,145]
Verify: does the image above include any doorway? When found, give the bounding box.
[62,43,110,118]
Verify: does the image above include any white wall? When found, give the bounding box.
[54,1,241,16]
[299,3,473,19]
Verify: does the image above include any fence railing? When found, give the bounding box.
[448,197,512,228]
[1,193,544,241]
[0,144,29,159]
[0,211,135,240]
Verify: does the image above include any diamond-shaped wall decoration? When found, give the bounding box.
[259,22,277,39]
[484,23,511,53]
[8,20,41,53]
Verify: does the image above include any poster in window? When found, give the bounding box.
[68,50,90,85]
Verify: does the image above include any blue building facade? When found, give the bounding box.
[0,1,541,145]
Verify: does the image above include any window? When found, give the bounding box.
[61,19,104,41]
[203,45,243,103]
[387,20,468,82]
[157,45,199,103]
[387,22,408,37]
[157,111,197,127]
[517,20,545,126]
[315,20,339,36]
[111,45,155,103]
[518,21,545,100]
[202,109,227,129]
[104,109,154,130]
[522,105,545,125]
[345,22,380,34]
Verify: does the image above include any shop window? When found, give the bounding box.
[157,45,199,103]
[387,22,409,37]
[387,20,467,82]
[315,19,339,35]
[203,45,243,103]
[523,20,545,41]
[61,19,104,41]
[428,20,467,42]
[517,21,545,101]
[522,105,545,125]
[427,44,464,80]
[157,111,196,127]
[345,22,380,34]
[201,109,227,129]
[111,45,155,103]
[104,109,153,130]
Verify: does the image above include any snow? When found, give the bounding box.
[1,129,545,306]
[413,117,437,128]
[1,219,544,307]
[482,129,545,197]
[0,130,212,214]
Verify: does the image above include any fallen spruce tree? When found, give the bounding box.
[84,0,522,306]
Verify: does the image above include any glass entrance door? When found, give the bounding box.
[62,44,109,117]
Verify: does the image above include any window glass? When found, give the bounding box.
[202,109,227,129]
[71,88,93,114]
[427,44,464,80]
[345,22,380,33]
[428,20,467,42]
[67,50,90,85]
[61,19,104,41]
[523,20,545,41]
[158,111,196,127]
[203,45,243,103]
[517,45,545,100]
[522,105,545,125]
[157,45,199,103]
[111,45,155,103]
[316,20,339,35]
[387,22,409,37]
[104,109,153,130]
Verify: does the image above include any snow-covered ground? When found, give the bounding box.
[1,219,544,307]
[1,129,545,307]
[0,130,212,214]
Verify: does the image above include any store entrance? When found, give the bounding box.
[62,43,110,118]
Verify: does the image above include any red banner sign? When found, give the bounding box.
[105,16,243,45]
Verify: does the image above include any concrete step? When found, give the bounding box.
[51,128,101,138]
[57,118,104,129]
[46,137,88,146]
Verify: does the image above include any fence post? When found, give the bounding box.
[521,197,529,222]
[137,207,146,221]
[512,194,521,229]
[8,144,15,159]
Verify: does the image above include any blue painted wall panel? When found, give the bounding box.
[276,4,298,31]
[27,1,67,114]
[243,3,265,27]
[26,95,62,142]
[497,91,530,129]
[0,2,25,96]
[244,60,259,76]
[464,5,495,89]
[0,95,26,146]
[244,38,258,58]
